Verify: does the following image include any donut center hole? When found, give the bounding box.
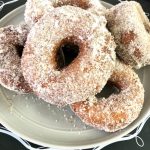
[96,81,121,99]
[53,0,90,9]
[56,42,79,70]
[15,45,24,58]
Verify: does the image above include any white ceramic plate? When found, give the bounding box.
[0,2,150,149]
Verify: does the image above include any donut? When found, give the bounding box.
[71,60,144,132]
[25,0,106,26]
[0,24,32,93]
[21,6,116,106]
[106,1,150,69]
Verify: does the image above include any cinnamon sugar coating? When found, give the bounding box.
[0,24,32,93]
[22,6,116,106]
[71,60,144,132]
[24,0,106,26]
[106,1,150,69]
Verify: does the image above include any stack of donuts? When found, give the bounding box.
[1,0,150,132]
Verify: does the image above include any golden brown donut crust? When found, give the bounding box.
[71,60,144,132]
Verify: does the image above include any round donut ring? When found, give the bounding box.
[0,24,32,93]
[106,1,150,69]
[71,60,144,132]
[22,6,116,106]
[25,0,106,26]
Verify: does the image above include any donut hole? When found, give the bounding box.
[53,0,90,10]
[15,45,24,58]
[96,81,121,99]
[56,41,79,70]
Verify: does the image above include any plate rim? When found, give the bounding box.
[0,2,150,149]
[0,5,25,26]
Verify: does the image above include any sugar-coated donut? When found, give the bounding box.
[106,1,150,69]
[22,6,116,106]
[25,0,106,26]
[0,24,32,93]
[71,60,144,132]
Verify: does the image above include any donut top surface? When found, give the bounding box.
[0,24,28,54]
[22,6,116,106]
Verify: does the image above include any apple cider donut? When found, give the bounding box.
[24,0,106,26]
[0,24,32,93]
[22,6,116,106]
[71,60,144,132]
[106,1,150,69]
